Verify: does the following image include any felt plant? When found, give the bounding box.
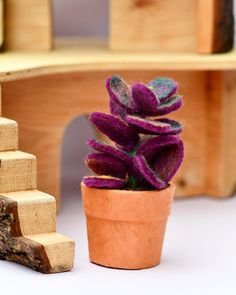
[83,75,184,190]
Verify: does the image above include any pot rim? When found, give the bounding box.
[81,181,174,195]
[81,182,175,221]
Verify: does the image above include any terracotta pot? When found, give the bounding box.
[81,183,175,270]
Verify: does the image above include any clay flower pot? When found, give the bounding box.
[81,182,175,270]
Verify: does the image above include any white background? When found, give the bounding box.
[1,1,236,294]
[1,196,236,295]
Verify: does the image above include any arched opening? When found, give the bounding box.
[60,115,94,211]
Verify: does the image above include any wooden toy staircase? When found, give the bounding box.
[0,117,75,273]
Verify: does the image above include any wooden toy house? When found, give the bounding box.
[0,0,235,211]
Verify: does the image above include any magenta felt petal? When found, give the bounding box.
[137,135,180,160]
[151,139,184,183]
[126,115,182,135]
[110,97,127,118]
[83,176,126,189]
[133,155,167,190]
[156,118,182,135]
[86,152,127,179]
[106,78,128,118]
[107,75,133,110]
[132,83,159,115]
[148,77,178,101]
[87,139,132,164]
[89,112,139,150]
[154,95,183,116]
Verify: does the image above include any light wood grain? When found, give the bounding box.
[205,72,225,195]
[222,71,236,195]
[0,39,236,82]
[0,123,75,272]
[1,190,56,236]
[110,0,197,52]
[197,0,215,53]
[0,193,74,273]
[0,106,74,271]
[28,233,75,273]
[0,0,4,50]
[5,0,52,51]
[0,117,18,151]
[0,151,37,193]
[204,71,236,197]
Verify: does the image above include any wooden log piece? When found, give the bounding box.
[1,190,56,236]
[0,116,75,273]
[0,193,74,273]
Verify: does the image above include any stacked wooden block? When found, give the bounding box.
[0,117,74,273]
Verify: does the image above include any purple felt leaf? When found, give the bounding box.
[147,77,178,101]
[87,138,132,165]
[131,83,159,116]
[89,112,139,150]
[83,176,126,189]
[126,116,182,135]
[85,152,127,179]
[109,75,132,108]
[154,118,182,135]
[106,76,134,113]
[151,139,184,183]
[106,78,128,118]
[154,95,183,116]
[137,135,181,160]
[133,155,167,190]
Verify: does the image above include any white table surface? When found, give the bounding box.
[1,193,236,295]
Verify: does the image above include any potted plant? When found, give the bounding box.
[81,75,184,269]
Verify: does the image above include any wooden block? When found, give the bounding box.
[5,0,52,51]
[197,0,234,53]
[0,190,56,235]
[205,71,236,197]
[197,0,215,53]
[0,194,74,273]
[1,39,236,82]
[222,71,236,196]
[27,233,75,273]
[0,0,4,51]
[0,151,37,193]
[110,0,234,53]
[0,117,18,151]
[110,0,197,52]
[0,84,2,115]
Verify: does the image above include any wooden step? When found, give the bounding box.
[0,190,56,236]
[0,231,75,274]
[0,151,37,193]
[0,117,18,151]
[0,194,75,273]
[25,233,75,273]
[0,115,75,273]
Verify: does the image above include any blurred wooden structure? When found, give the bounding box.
[110,0,234,53]
[0,1,234,209]
[5,0,52,51]
[1,0,234,53]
